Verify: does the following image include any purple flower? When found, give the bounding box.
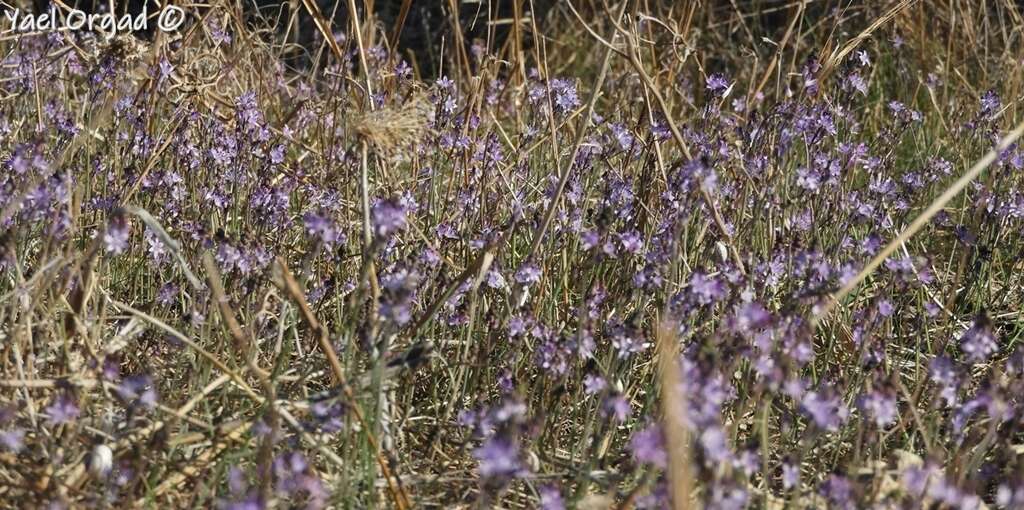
[379,268,418,326]
[854,49,871,67]
[104,215,130,255]
[535,337,571,375]
[997,483,1024,508]
[618,230,643,255]
[223,495,264,510]
[802,57,821,95]
[115,374,158,410]
[782,461,800,490]
[602,394,631,423]
[273,452,327,508]
[474,436,525,480]
[980,90,1000,115]
[269,145,285,164]
[820,474,855,510]
[156,282,179,307]
[539,485,565,510]
[629,423,667,468]
[0,428,25,452]
[209,18,232,44]
[485,269,507,289]
[435,75,454,90]
[929,356,961,407]
[877,299,895,317]
[903,465,980,509]
[730,302,772,333]
[699,426,731,463]
[583,374,606,395]
[158,57,174,79]
[734,448,759,476]
[706,73,730,97]
[708,482,748,510]
[609,318,647,358]
[901,463,937,497]
[228,466,249,495]
[434,222,459,240]
[1008,346,1024,376]
[508,315,531,338]
[796,167,821,191]
[847,73,868,95]
[273,451,308,481]
[859,388,897,428]
[371,198,407,240]
[551,78,580,113]
[235,91,264,133]
[959,316,998,363]
[610,123,635,151]
[145,229,168,264]
[800,388,848,432]
[514,263,542,286]
[309,400,345,434]
[688,272,727,305]
[44,393,80,425]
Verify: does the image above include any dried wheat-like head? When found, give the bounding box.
[353,93,433,154]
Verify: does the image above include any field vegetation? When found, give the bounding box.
[2,0,1024,508]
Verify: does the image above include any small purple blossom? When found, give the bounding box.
[689,272,727,305]
[782,461,800,490]
[980,90,1001,115]
[706,73,731,97]
[272,452,327,508]
[859,388,898,428]
[583,374,606,395]
[474,436,526,480]
[602,393,631,423]
[929,356,961,407]
[539,485,565,510]
[0,428,25,452]
[514,263,542,286]
[820,474,855,510]
[618,230,643,254]
[371,198,407,240]
[551,78,580,113]
[103,215,130,255]
[630,423,667,468]
[114,374,158,410]
[847,73,868,95]
[699,426,731,463]
[800,388,849,432]
[308,399,345,434]
[44,393,80,425]
[959,316,998,363]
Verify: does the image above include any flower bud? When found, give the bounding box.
[89,443,113,478]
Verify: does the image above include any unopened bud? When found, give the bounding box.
[89,444,113,478]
